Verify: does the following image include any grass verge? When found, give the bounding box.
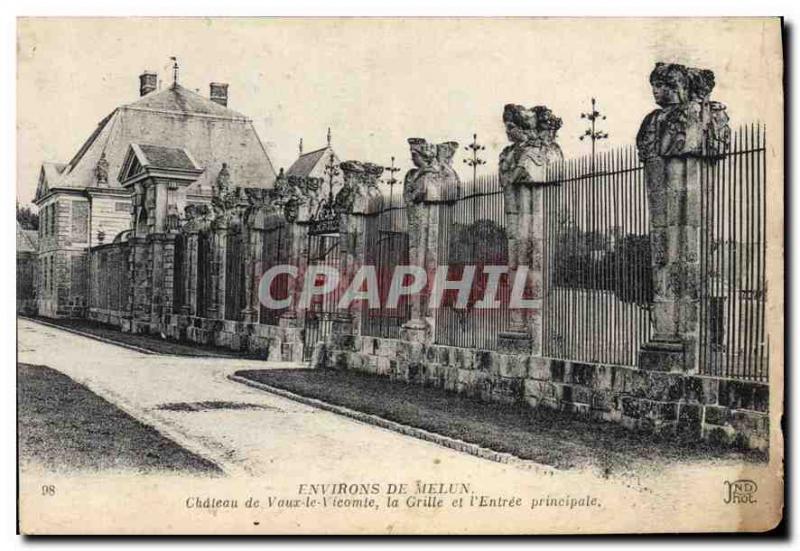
[234,367,767,474]
[18,363,221,475]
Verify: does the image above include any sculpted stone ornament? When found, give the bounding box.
[334,161,364,214]
[499,104,563,188]
[336,161,384,214]
[401,137,460,339]
[636,63,730,371]
[270,173,322,223]
[636,63,730,161]
[498,104,563,340]
[95,152,109,187]
[182,203,212,232]
[210,163,245,222]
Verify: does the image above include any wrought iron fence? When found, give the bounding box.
[542,147,652,367]
[173,233,186,312]
[259,223,291,326]
[224,228,246,321]
[303,223,343,360]
[434,174,512,349]
[699,123,769,381]
[89,241,131,315]
[361,194,412,339]
[196,230,213,318]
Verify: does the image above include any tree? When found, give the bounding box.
[16,202,39,230]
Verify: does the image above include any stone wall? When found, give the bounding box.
[315,335,769,451]
[160,313,304,362]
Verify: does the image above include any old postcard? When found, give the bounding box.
[15,17,784,534]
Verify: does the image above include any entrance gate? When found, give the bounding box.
[302,226,341,360]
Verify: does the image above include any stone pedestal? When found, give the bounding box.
[400,318,431,344]
[635,62,730,373]
[401,138,460,345]
[498,104,562,353]
[497,331,533,355]
[638,339,686,372]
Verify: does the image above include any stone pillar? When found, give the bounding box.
[496,104,563,355]
[279,220,305,329]
[128,236,151,333]
[241,223,259,323]
[160,233,177,322]
[636,63,730,372]
[279,220,305,361]
[400,138,460,344]
[183,230,198,316]
[207,223,227,320]
[148,234,169,331]
[334,161,385,338]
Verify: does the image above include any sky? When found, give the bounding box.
[16,17,781,206]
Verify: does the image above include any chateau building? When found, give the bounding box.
[33,71,278,317]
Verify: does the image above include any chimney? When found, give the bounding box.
[139,71,157,96]
[209,82,229,107]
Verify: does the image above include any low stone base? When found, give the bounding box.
[497,332,532,354]
[400,319,431,344]
[316,335,770,451]
[639,339,686,372]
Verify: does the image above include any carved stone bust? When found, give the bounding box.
[403,138,437,206]
[499,104,563,188]
[403,138,460,205]
[272,174,321,222]
[361,162,385,213]
[336,161,385,215]
[636,63,730,161]
[335,161,364,214]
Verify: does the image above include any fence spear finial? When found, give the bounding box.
[579,97,609,169]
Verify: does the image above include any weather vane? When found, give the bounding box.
[463,133,486,183]
[579,97,609,164]
[170,56,179,87]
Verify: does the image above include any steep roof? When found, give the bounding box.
[42,162,67,183]
[135,144,199,171]
[17,222,38,253]
[37,84,277,201]
[35,162,67,199]
[126,83,248,119]
[286,146,339,179]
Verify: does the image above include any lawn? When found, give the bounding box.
[18,363,221,475]
[234,368,766,474]
[22,315,259,359]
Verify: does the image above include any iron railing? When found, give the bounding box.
[360,194,412,339]
[89,241,131,315]
[196,230,213,318]
[542,147,651,367]
[224,228,246,321]
[259,224,291,326]
[699,123,769,381]
[434,174,512,350]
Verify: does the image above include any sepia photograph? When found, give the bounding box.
[13,15,784,535]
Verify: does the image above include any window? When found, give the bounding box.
[49,203,56,236]
[71,201,89,242]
